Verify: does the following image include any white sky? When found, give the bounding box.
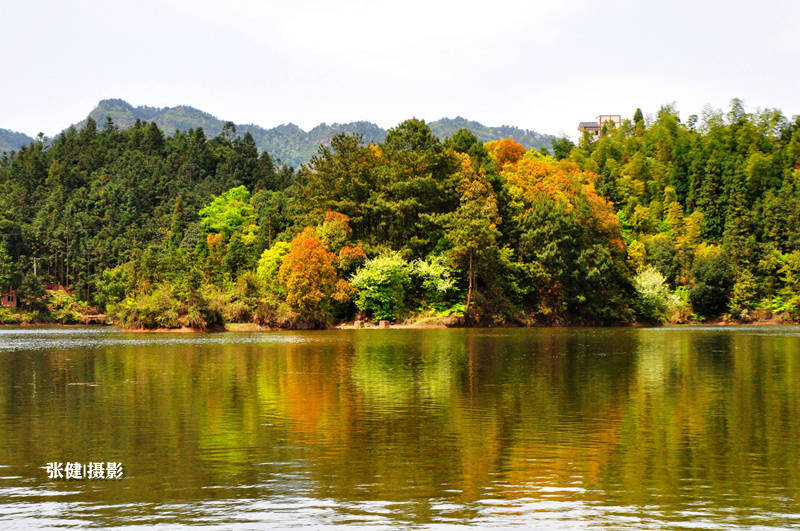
[1,0,798,140]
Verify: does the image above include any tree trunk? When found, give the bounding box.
[466,253,473,311]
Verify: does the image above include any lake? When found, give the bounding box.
[0,326,798,528]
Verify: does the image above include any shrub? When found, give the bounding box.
[729,270,758,320]
[780,250,800,299]
[411,255,457,310]
[254,300,299,328]
[184,300,223,330]
[96,263,135,311]
[767,294,800,320]
[0,307,18,324]
[47,290,89,324]
[666,287,693,323]
[350,251,412,321]
[0,308,38,324]
[690,283,727,320]
[116,285,180,329]
[633,266,670,323]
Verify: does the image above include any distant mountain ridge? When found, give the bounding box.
[3,99,556,166]
[0,128,35,155]
[85,100,555,166]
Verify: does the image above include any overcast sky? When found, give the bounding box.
[2,0,798,140]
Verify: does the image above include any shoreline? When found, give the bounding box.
[2,318,799,332]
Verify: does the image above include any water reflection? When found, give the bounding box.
[0,327,798,527]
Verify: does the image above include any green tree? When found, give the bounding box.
[0,241,13,292]
[252,189,291,248]
[256,241,291,296]
[444,153,500,313]
[350,251,412,321]
[729,270,758,319]
[551,137,575,160]
[199,185,256,238]
[690,244,733,317]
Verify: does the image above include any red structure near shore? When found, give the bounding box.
[1,289,17,308]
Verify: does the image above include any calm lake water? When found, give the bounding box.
[0,326,798,528]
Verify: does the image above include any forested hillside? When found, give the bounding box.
[0,128,34,154]
[1,99,799,328]
[429,116,553,149]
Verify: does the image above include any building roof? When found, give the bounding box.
[579,121,600,128]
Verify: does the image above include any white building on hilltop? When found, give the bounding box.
[578,115,622,140]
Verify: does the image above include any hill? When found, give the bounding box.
[0,128,35,154]
[82,99,554,166]
[428,116,552,150]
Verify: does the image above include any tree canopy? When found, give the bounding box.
[2,100,800,327]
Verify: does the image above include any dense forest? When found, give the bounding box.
[1,99,799,328]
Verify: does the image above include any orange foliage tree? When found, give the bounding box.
[486,138,526,167]
[278,227,352,325]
